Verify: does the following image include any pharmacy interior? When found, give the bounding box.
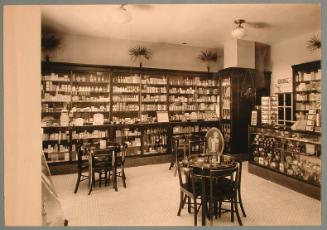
[39,3,322,227]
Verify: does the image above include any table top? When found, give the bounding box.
[182,154,236,171]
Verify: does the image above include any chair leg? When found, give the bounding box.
[177,192,186,216]
[88,172,94,195]
[209,199,213,226]
[187,197,191,213]
[238,189,246,217]
[105,171,108,186]
[234,195,243,226]
[74,172,81,193]
[218,201,222,218]
[169,158,174,170]
[193,198,198,226]
[122,167,127,188]
[231,199,234,222]
[174,150,178,177]
[113,167,118,192]
[214,201,218,219]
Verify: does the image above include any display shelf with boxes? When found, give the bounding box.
[111,70,141,123]
[261,96,278,126]
[70,69,111,126]
[168,74,197,121]
[42,62,222,172]
[220,122,231,153]
[220,77,231,120]
[140,71,168,122]
[42,126,71,164]
[114,126,142,157]
[248,125,321,199]
[41,69,72,127]
[292,60,321,130]
[196,76,220,121]
[143,127,168,156]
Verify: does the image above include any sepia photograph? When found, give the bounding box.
[3,1,323,227]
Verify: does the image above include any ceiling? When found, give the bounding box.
[42,4,321,48]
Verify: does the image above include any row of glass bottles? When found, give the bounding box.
[113,75,140,84]
[72,74,108,83]
[142,76,167,85]
[113,86,139,93]
[113,95,139,102]
[72,130,108,139]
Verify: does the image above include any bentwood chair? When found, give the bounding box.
[110,141,128,188]
[88,142,119,195]
[176,161,202,226]
[218,156,247,218]
[208,163,243,226]
[74,140,89,193]
[170,137,189,176]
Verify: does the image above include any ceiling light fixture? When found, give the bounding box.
[231,19,246,39]
[111,4,132,24]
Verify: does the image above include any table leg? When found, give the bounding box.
[88,157,93,195]
[201,177,207,226]
[113,165,118,192]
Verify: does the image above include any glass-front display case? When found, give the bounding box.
[42,153,67,226]
[248,125,321,187]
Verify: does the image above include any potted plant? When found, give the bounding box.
[198,50,219,72]
[307,35,321,52]
[42,32,62,62]
[128,46,153,68]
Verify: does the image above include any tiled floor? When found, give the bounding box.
[52,162,321,226]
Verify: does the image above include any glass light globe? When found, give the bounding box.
[231,26,246,39]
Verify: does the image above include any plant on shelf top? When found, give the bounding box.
[198,50,219,72]
[42,32,62,62]
[307,35,321,52]
[128,46,153,68]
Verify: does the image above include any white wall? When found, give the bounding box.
[237,39,255,69]
[270,30,321,94]
[223,39,238,68]
[223,39,255,69]
[47,33,223,72]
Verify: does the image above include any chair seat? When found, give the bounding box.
[217,178,235,192]
[181,182,202,197]
[209,178,236,201]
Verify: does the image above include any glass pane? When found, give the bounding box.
[278,94,284,106]
[278,108,284,120]
[285,93,292,106]
[286,121,293,126]
[286,107,292,120]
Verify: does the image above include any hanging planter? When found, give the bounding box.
[198,50,219,72]
[42,32,62,62]
[128,46,153,68]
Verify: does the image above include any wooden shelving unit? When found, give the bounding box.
[41,62,221,171]
[216,67,271,154]
[292,60,321,132]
